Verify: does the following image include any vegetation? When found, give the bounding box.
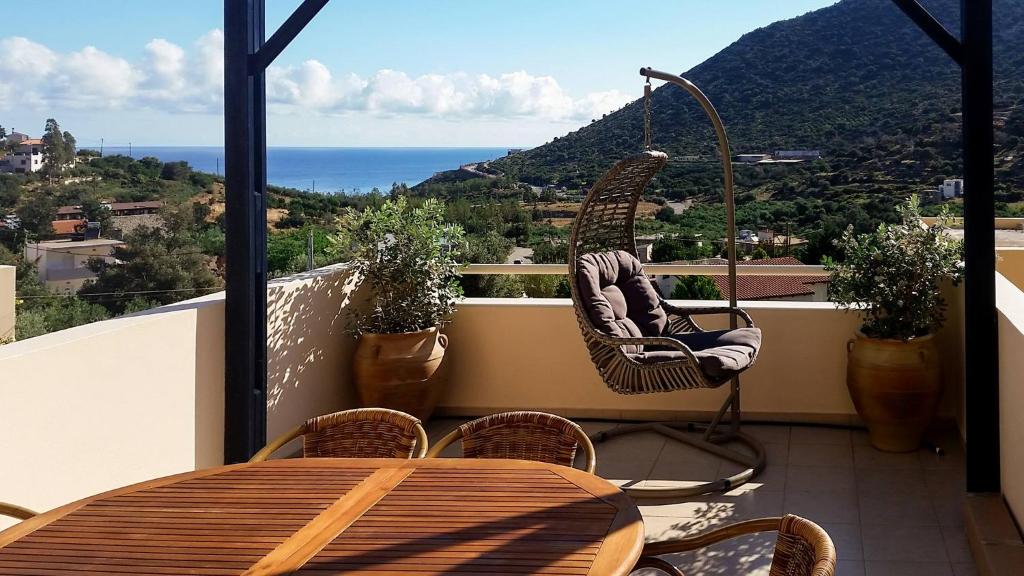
[337,198,464,335]
[827,196,963,340]
[478,0,1023,262]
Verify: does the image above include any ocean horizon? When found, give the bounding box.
[88,146,512,193]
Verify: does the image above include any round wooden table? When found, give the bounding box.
[0,458,644,575]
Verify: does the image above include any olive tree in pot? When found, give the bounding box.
[339,197,464,421]
[827,196,963,452]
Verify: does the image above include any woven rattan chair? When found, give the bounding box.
[568,68,765,499]
[0,502,36,522]
[632,515,836,576]
[249,408,428,461]
[426,411,597,473]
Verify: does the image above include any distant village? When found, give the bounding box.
[1,130,167,294]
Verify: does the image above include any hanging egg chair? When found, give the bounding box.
[568,67,765,498]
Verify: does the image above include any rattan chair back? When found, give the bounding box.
[0,502,36,522]
[770,515,836,576]
[636,514,835,576]
[427,411,597,473]
[249,407,428,462]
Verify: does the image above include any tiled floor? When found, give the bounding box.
[426,419,973,576]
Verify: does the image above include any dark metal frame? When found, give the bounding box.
[223,0,1000,493]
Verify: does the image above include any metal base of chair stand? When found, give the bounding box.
[590,380,766,499]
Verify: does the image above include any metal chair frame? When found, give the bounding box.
[568,68,764,499]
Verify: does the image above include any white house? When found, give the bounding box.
[939,179,964,199]
[1,138,45,173]
[774,150,822,161]
[24,238,123,294]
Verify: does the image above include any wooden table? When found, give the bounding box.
[0,458,644,575]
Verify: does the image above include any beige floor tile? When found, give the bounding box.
[861,525,948,562]
[837,560,866,576]
[789,442,854,468]
[720,447,788,491]
[784,490,860,524]
[646,438,724,483]
[822,522,864,561]
[864,561,953,576]
[851,429,872,446]
[919,441,965,470]
[791,426,853,445]
[786,465,857,494]
[941,524,973,564]
[855,466,927,495]
[743,424,792,445]
[662,531,776,576]
[858,490,939,526]
[952,562,978,576]
[592,430,666,482]
[853,444,923,469]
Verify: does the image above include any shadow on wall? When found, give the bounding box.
[265,264,368,444]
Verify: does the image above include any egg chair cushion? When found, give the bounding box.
[630,328,762,380]
[575,250,667,353]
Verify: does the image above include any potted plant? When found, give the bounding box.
[827,196,963,452]
[339,197,464,421]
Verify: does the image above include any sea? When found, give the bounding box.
[91,147,510,194]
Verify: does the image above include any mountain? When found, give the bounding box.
[490,0,1024,202]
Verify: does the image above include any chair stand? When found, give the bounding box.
[590,381,766,499]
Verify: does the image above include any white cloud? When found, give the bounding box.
[0,30,631,123]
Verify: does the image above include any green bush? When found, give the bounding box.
[338,198,464,335]
[827,196,963,339]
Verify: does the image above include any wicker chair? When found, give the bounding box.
[0,502,36,522]
[427,411,597,473]
[632,515,836,576]
[249,408,429,462]
[568,68,765,499]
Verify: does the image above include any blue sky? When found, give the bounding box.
[0,1,837,147]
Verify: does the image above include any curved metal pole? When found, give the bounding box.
[640,67,738,318]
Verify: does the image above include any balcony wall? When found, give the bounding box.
[0,264,360,529]
[997,272,1024,526]
[440,284,965,429]
[0,261,974,530]
[0,265,12,341]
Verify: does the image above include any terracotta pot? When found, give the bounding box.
[846,331,941,452]
[353,327,448,421]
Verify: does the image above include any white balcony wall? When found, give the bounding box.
[441,287,965,427]
[997,272,1024,526]
[0,264,361,529]
[0,265,13,341]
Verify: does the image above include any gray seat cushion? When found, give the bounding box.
[576,250,761,380]
[575,251,667,353]
[629,328,762,380]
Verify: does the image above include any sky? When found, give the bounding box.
[0,0,837,148]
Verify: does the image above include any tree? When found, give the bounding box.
[41,118,70,178]
[62,131,77,162]
[79,198,113,235]
[160,161,192,181]
[80,214,222,314]
[751,246,770,260]
[0,125,6,140]
[15,193,56,237]
[670,275,722,300]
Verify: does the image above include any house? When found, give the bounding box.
[939,178,965,199]
[654,256,829,302]
[23,238,124,294]
[1,139,44,173]
[733,229,808,256]
[735,154,771,163]
[773,150,822,161]
[55,200,164,235]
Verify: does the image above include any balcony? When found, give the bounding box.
[4,251,1024,574]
